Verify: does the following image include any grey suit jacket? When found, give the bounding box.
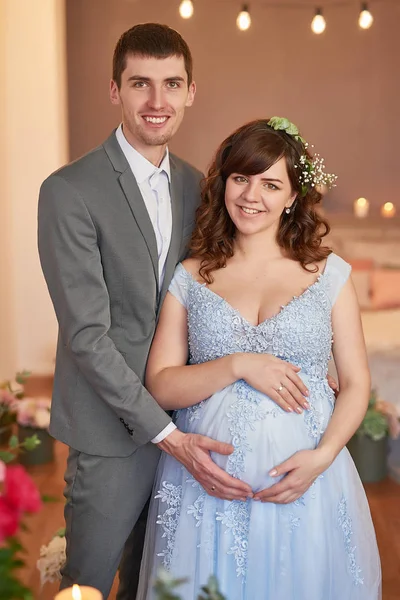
[38,131,202,457]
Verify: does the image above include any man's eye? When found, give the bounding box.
[133,81,147,88]
[167,81,180,88]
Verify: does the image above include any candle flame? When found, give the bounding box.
[356,197,368,207]
[72,585,82,600]
[383,202,394,212]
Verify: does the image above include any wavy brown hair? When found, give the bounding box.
[190,119,332,283]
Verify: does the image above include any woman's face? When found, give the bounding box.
[224,156,297,237]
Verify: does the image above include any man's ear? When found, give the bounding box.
[110,80,121,106]
[185,81,196,107]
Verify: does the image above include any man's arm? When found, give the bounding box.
[38,174,171,446]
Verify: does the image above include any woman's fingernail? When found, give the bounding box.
[303,401,310,409]
[269,469,278,476]
[305,390,310,396]
[296,406,303,414]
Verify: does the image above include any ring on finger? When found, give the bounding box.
[211,485,216,492]
[276,384,285,393]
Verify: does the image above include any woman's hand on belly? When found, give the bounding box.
[253,447,333,504]
[234,353,310,414]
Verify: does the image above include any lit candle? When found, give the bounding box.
[54,584,103,600]
[381,202,396,218]
[354,197,369,218]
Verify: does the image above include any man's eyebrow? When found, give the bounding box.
[127,75,151,82]
[126,75,186,82]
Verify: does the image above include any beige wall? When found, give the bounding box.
[0,0,68,379]
[66,0,400,215]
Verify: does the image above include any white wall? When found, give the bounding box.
[0,0,68,378]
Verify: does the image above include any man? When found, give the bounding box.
[38,24,253,599]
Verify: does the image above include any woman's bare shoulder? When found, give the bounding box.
[181,257,202,280]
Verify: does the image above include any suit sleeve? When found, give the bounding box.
[38,174,171,446]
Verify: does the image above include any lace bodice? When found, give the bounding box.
[168,253,351,380]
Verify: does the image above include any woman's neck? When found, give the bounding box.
[234,229,283,263]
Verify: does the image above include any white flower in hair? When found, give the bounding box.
[267,116,337,197]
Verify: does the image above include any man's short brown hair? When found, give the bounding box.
[112,23,193,88]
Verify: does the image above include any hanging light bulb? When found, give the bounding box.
[311,8,326,35]
[237,4,251,31]
[179,0,194,19]
[358,3,373,29]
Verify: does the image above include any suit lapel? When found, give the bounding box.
[118,170,159,291]
[159,156,184,308]
[103,132,159,293]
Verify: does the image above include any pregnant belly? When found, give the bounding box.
[174,374,334,493]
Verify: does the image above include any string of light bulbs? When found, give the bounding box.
[178,1,377,33]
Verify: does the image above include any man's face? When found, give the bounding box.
[110,54,195,152]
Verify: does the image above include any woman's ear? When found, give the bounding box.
[287,193,298,209]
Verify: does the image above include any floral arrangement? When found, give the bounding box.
[37,528,66,586]
[37,541,226,600]
[0,371,51,432]
[355,389,400,441]
[153,569,226,600]
[0,372,29,433]
[17,397,51,430]
[0,433,42,600]
[267,116,338,197]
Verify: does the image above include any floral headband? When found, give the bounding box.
[267,116,337,197]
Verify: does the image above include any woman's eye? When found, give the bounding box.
[234,176,248,183]
[266,183,278,190]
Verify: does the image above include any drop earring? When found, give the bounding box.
[285,207,291,214]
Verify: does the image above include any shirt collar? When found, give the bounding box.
[115,124,171,185]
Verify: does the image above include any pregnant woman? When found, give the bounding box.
[136,117,381,599]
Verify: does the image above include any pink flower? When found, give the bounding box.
[16,397,51,428]
[4,465,42,514]
[0,497,19,542]
[0,388,17,408]
[0,460,5,483]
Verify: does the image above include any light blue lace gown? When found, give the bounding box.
[136,253,381,600]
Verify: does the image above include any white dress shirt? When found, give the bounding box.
[116,125,177,443]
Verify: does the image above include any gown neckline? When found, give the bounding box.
[179,254,331,329]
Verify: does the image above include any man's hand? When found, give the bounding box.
[157,429,253,501]
[327,374,339,398]
[253,448,333,504]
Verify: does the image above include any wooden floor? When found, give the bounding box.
[12,441,399,599]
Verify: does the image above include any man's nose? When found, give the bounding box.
[147,87,166,111]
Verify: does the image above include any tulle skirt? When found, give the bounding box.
[136,375,381,600]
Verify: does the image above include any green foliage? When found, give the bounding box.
[198,575,226,600]
[153,569,187,600]
[15,372,31,386]
[0,539,33,600]
[267,116,306,144]
[8,436,19,449]
[21,435,41,452]
[153,570,226,600]
[356,389,389,442]
[0,435,41,464]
